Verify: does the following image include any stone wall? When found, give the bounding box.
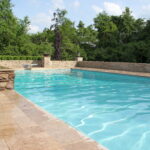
[0,60,76,69]
[0,60,42,68]
[77,61,150,73]
[0,70,15,90]
[1,59,149,73]
[49,61,77,68]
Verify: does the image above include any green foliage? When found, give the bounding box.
[0,55,42,60]
[94,12,117,33]
[0,1,149,63]
[60,18,84,60]
[94,12,118,48]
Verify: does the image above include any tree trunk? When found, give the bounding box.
[54,28,61,60]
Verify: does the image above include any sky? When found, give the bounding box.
[11,0,150,33]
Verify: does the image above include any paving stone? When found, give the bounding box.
[0,139,9,150]
[0,90,106,150]
[63,141,107,150]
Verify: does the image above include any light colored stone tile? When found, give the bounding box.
[40,119,87,145]
[4,131,63,150]
[0,104,17,114]
[12,110,37,128]
[63,141,107,150]
[0,139,9,150]
[1,90,21,104]
[0,124,19,137]
[0,112,15,126]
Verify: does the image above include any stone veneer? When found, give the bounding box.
[0,60,42,68]
[0,60,77,69]
[50,61,77,68]
[0,59,150,73]
[77,61,150,73]
[42,55,78,68]
[0,70,15,90]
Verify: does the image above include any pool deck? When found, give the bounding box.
[74,67,150,77]
[0,90,107,150]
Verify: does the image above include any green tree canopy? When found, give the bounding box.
[0,0,149,63]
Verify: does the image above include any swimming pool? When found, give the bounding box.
[15,69,150,150]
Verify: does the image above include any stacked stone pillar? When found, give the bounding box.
[0,70,15,90]
[42,54,51,68]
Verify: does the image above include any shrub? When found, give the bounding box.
[0,56,42,60]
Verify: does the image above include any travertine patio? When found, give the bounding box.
[0,90,106,150]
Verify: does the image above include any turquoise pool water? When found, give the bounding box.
[15,69,150,150]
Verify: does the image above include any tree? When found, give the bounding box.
[0,0,150,63]
[94,12,118,48]
[0,0,18,54]
[18,16,30,35]
[77,22,97,60]
[120,7,136,43]
[60,18,86,60]
[51,9,67,60]
[139,20,150,41]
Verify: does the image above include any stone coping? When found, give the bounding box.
[0,69,14,72]
[0,90,107,150]
[13,68,73,71]
[73,67,150,77]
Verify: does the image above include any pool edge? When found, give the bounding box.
[73,67,150,78]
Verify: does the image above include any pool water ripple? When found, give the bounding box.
[15,69,150,150]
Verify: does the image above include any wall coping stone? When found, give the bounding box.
[0,69,14,72]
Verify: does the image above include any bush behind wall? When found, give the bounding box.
[0,56,42,60]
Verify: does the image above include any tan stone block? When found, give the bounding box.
[4,132,62,150]
[6,81,14,89]
[40,119,86,145]
[63,141,106,150]
[0,124,18,137]
[1,103,16,112]
[8,73,15,80]
[0,139,9,150]
[0,82,7,88]
[0,112,14,126]
[0,74,9,80]
[0,87,5,91]
[0,96,14,105]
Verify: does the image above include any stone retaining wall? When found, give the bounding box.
[77,61,150,73]
[1,59,150,73]
[50,61,77,68]
[0,70,15,90]
[0,60,76,69]
[0,60,42,68]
